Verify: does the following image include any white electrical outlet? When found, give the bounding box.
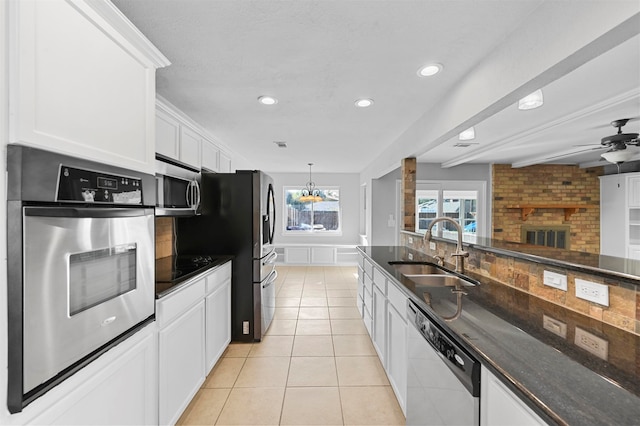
[408,253,414,260]
[408,237,413,244]
[575,279,609,306]
[242,321,250,334]
[429,242,436,250]
[543,270,567,291]
[575,327,608,360]
[542,314,567,338]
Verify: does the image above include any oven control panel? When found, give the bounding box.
[57,165,144,204]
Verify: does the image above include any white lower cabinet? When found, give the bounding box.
[157,261,232,425]
[371,280,387,366]
[358,257,408,416]
[158,291,206,426]
[481,366,546,426]
[205,263,232,373]
[23,323,158,426]
[386,299,407,415]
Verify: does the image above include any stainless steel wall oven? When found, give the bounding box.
[6,145,156,413]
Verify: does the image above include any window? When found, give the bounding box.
[412,181,485,241]
[284,187,341,233]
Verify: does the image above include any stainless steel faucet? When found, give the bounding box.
[424,217,469,273]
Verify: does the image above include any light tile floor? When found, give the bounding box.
[177,265,405,426]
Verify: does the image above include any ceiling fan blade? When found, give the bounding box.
[588,116,640,130]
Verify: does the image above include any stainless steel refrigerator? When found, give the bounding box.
[176,170,277,342]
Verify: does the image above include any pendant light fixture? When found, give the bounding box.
[300,163,322,203]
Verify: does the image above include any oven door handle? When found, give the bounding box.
[23,207,154,218]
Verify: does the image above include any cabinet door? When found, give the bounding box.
[387,304,407,415]
[600,175,627,257]
[156,109,180,159]
[481,366,545,425]
[628,175,640,207]
[27,324,158,426]
[372,284,387,367]
[206,278,232,373]
[11,0,158,173]
[219,151,232,172]
[201,139,220,172]
[159,301,206,426]
[179,126,202,169]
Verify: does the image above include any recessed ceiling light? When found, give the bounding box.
[355,98,374,108]
[258,96,278,105]
[458,127,476,141]
[417,63,443,77]
[518,89,544,110]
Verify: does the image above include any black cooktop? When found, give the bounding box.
[155,254,218,296]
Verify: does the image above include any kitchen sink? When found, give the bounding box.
[389,261,478,288]
[389,262,449,275]
[406,274,476,288]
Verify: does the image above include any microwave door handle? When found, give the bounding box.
[193,180,201,209]
[185,181,192,207]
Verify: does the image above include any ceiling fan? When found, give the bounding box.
[598,118,639,164]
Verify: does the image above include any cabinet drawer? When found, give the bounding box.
[364,274,373,293]
[363,257,374,278]
[387,281,407,314]
[364,285,373,311]
[363,306,373,336]
[373,267,387,294]
[206,262,232,294]
[356,294,364,316]
[157,278,206,328]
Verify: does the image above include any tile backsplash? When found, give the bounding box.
[155,217,174,259]
[400,232,640,336]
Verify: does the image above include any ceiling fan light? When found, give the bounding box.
[601,149,635,164]
[518,89,544,110]
[458,127,475,141]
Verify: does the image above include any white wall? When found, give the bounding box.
[370,163,492,246]
[268,172,361,245]
[0,0,8,419]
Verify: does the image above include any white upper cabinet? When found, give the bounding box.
[219,150,232,173]
[9,0,169,174]
[600,172,640,260]
[156,108,181,159]
[156,97,232,172]
[201,138,219,172]
[179,126,202,169]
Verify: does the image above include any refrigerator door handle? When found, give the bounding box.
[262,269,278,289]
[267,183,276,244]
[263,250,278,265]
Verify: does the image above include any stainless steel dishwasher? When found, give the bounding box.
[406,300,481,425]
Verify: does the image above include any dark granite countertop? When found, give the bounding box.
[155,255,233,298]
[359,245,640,426]
[400,230,640,284]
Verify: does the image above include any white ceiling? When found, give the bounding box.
[112,0,640,174]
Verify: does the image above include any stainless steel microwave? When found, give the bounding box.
[155,159,201,216]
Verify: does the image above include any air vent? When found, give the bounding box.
[453,142,479,148]
[273,141,287,148]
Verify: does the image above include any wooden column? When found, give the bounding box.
[401,158,416,231]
